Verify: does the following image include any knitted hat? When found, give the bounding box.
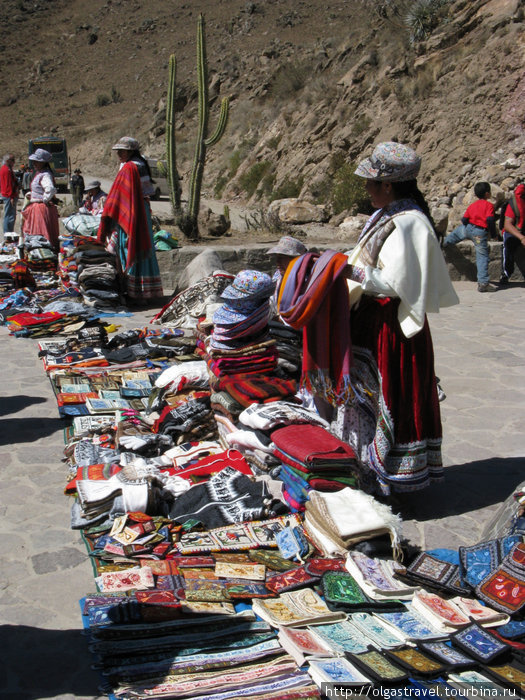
[29,148,53,163]
[112,136,140,151]
[267,236,307,257]
[355,141,421,182]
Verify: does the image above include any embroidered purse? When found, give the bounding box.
[451,623,510,663]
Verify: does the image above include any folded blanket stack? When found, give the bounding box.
[271,424,361,509]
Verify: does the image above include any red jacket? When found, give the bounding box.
[0,164,18,198]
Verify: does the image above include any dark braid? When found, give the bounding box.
[391,179,437,236]
[130,149,154,182]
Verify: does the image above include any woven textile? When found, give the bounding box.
[476,542,525,613]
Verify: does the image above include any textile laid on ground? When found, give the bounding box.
[3,262,525,700]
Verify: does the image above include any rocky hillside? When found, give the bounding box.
[1,0,523,227]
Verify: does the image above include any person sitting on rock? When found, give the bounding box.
[443,181,497,293]
[79,180,107,216]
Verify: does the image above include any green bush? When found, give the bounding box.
[351,115,372,136]
[214,172,228,198]
[96,94,111,107]
[331,163,368,215]
[239,161,272,198]
[229,150,242,178]
[405,0,450,43]
[270,175,304,201]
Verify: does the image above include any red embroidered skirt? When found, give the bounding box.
[334,296,443,494]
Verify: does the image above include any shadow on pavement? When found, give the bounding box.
[395,456,524,521]
[0,416,65,445]
[0,624,101,699]
[0,395,47,417]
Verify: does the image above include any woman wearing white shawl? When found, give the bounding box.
[335,142,459,495]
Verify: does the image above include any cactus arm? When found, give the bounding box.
[187,14,209,227]
[166,54,181,212]
[204,97,229,147]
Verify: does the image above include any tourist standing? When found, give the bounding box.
[0,153,19,236]
[499,182,525,285]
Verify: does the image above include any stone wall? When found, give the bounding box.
[156,241,525,295]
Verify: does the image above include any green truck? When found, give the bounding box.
[28,136,69,192]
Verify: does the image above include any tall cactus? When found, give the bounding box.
[166,13,229,239]
[166,54,181,214]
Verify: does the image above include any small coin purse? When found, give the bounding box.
[275,524,309,562]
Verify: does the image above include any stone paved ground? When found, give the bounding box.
[0,281,524,699]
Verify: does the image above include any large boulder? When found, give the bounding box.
[431,206,450,237]
[198,207,230,237]
[338,214,368,244]
[268,198,329,224]
[175,248,226,294]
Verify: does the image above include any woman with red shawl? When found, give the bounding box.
[97,136,163,302]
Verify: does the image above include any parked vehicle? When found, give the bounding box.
[28,136,69,192]
[146,157,170,200]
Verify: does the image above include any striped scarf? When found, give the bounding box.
[277,250,352,405]
[97,161,151,269]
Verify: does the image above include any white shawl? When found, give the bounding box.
[346,210,459,337]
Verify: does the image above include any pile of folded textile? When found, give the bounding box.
[271,423,361,509]
[197,270,297,407]
[24,234,58,272]
[75,242,121,309]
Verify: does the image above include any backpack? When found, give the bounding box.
[499,193,520,232]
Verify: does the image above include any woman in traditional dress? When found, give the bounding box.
[21,148,60,251]
[278,142,459,495]
[97,136,163,303]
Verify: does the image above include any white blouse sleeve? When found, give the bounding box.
[41,172,57,203]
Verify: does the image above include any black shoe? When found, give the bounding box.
[498,276,509,286]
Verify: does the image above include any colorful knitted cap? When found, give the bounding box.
[355,141,421,182]
[221,270,274,301]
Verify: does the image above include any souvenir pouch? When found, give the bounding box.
[183,578,231,602]
[451,623,509,663]
[265,566,319,594]
[134,590,178,605]
[403,552,460,593]
[350,612,405,649]
[376,609,444,642]
[348,649,408,683]
[155,574,186,599]
[173,556,216,568]
[275,525,310,562]
[304,557,346,577]
[483,660,525,692]
[215,561,266,581]
[496,619,525,640]
[278,626,332,657]
[140,559,179,576]
[385,646,446,677]
[321,571,371,609]
[447,670,508,693]
[418,640,476,670]
[411,589,470,629]
[181,568,218,580]
[248,548,296,572]
[476,542,525,614]
[308,620,369,655]
[308,657,372,687]
[458,536,522,589]
[214,552,252,563]
[224,581,272,599]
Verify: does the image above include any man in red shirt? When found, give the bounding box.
[0,152,19,236]
[443,181,496,292]
[500,183,525,285]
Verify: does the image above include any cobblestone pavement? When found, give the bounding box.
[0,281,524,699]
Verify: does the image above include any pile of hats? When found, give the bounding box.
[197,270,298,407]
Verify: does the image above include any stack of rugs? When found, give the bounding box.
[24,234,58,272]
[75,242,121,309]
[197,270,297,408]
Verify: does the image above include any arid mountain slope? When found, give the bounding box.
[0,0,523,211]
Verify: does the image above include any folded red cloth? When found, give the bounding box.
[271,424,356,464]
